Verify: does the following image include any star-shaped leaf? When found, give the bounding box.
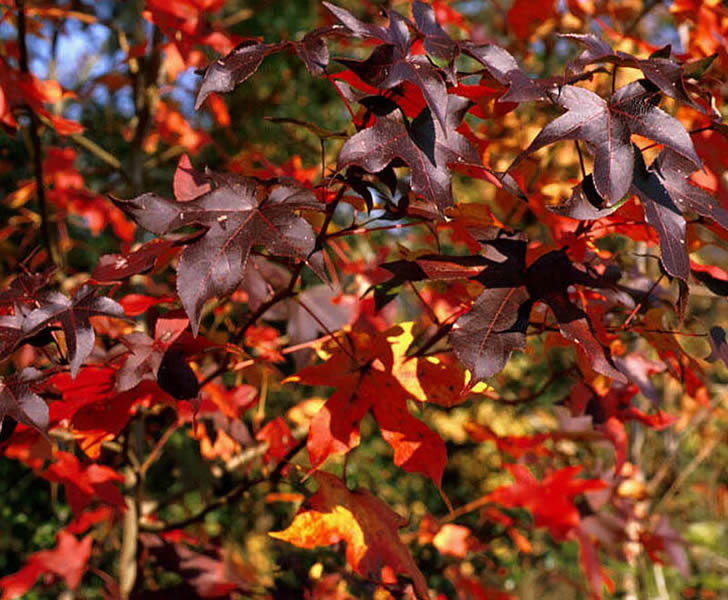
[112,171,325,334]
[0,367,48,434]
[23,286,127,378]
[195,41,287,110]
[561,33,706,112]
[286,324,447,486]
[632,148,728,282]
[515,80,702,203]
[412,0,459,63]
[337,95,482,212]
[325,2,450,132]
[450,229,627,383]
[270,471,429,600]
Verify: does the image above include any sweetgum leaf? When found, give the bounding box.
[324,2,452,131]
[631,151,690,282]
[157,348,200,401]
[0,309,26,360]
[23,285,127,378]
[631,148,728,284]
[337,44,450,133]
[653,150,728,231]
[449,230,626,383]
[294,27,334,76]
[515,80,701,203]
[450,286,532,382]
[461,42,548,102]
[412,0,459,62]
[195,41,287,110]
[561,33,705,111]
[113,173,324,334]
[91,238,177,282]
[549,174,622,220]
[337,96,481,212]
[0,267,54,306]
[270,471,429,600]
[0,367,48,434]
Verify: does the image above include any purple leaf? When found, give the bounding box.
[561,33,705,112]
[515,80,701,204]
[412,1,459,62]
[0,367,48,434]
[450,285,531,382]
[337,95,481,212]
[549,175,621,220]
[461,42,547,102]
[195,41,287,110]
[707,326,728,367]
[654,149,728,231]
[23,285,127,378]
[0,267,54,306]
[113,175,325,334]
[632,151,690,282]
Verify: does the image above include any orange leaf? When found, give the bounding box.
[270,472,429,600]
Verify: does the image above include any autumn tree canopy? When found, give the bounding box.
[2,0,728,598]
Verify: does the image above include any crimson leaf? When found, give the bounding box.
[23,285,127,378]
[112,171,324,334]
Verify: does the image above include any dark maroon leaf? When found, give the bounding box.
[294,27,333,76]
[337,44,449,133]
[0,367,48,434]
[112,175,324,334]
[549,175,621,220]
[0,309,26,360]
[324,2,453,132]
[545,291,626,383]
[0,267,54,306]
[91,238,177,283]
[461,42,547,102]
[22,285,127,378]
[450,232,625,383]
[514,80,701,204]
[412,0,459,62]
[631,151,690,282]
[707,326,728,367]
[561,33,704,112]
[450,285,531,382]
[337,96,481,212]
[195,40,287,110]
[323,2,394,43]
[157,348,200,401]
[653,150,728,231]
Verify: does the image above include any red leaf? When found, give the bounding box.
[0,530,92,599]
[488,465,606,540]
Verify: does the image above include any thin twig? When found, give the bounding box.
[17,0,57,265]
